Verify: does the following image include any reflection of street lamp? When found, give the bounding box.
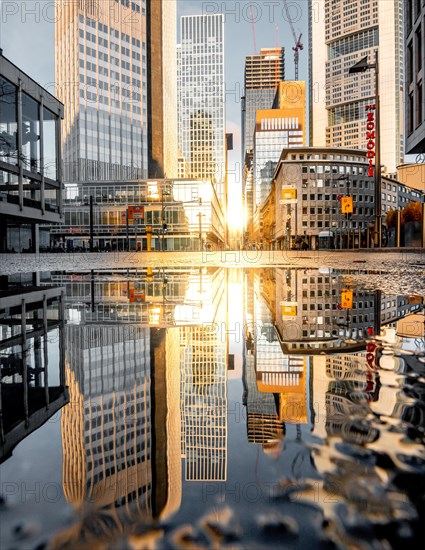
[161,181,172,252]
[349,52,381,248]
[197,209,205,251]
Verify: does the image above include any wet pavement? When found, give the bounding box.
[0,265,424,549]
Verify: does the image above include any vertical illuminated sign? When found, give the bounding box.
[366,104,376,177]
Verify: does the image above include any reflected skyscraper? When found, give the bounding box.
[58,322,182,545]
[180,269,228,481]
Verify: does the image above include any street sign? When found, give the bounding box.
[280,187,297,204]
[340,290,353,309]
[129,282,146,303]
[341,196,353,214]
[280,301,297,320]
[128,205,145,224]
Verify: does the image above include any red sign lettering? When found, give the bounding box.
[365,106,376,177]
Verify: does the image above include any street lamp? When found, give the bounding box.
[337,174,351,249]
[349,51,381,248]
[161,181,172,251]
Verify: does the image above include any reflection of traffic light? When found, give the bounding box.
[162,223,168,233]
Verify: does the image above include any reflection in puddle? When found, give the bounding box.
[0,267,424,548]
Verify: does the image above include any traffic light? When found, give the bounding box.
[162,223,168,233]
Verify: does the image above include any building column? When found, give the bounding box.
[31,224,40,253]
[0,221,7,253]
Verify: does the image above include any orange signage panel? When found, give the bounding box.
[341,196,353,214]
[341,290,353,309]
[128,205,144,224]
[129,282,146,303]
[281,187,297,202]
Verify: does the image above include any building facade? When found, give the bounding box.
[55,0,177,183]
[177,14,225,203]
[257,147,423,251]
[147,0,178,178]
[253,81,306,208]
[0,51,64,252]
[309,0,404,174]
[51,178,225,251]
[242,48,285,238]
[405,0,425,154]
[242,48,285,160]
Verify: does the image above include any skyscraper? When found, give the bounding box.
[253,81,306,208]
[405,0,425,154]
[309,0,404,174]
[147,0,178,178]
[55,0,177,183]
[241,47,285,160]
[241,47,284,237]
[177,14,225,202]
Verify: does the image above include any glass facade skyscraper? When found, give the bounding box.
[55,0,177,183]
[242,48,285,160]
[309,0,404,174]
[177,14,225,203]
[241,48,284,235]
[56,0,148,182]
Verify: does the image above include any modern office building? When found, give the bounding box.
[147,0,178,178]
[405,0,425,154]
[50,178,225,251]
[0,50,64,252]
[253,81,306,208]
[55,0,177,183]
[242,47,285,160]
[309,0,404,174]
[177,14,225,203]
[241,48,285,238]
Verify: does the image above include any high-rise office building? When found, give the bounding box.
[405,0,425,154]
[55,0,177,183]
[177,14,225,202]
[309,0,404,174]
[147,0,178,178]
[253,81,306,207]
[241,47,285,160]
[241,48,284,236]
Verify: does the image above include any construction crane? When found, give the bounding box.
[283,0,303,80]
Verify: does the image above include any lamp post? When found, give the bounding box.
[161,181,172,252]
[349,51,381,248]
[337,174,351,249]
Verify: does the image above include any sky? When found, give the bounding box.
[0,0,309,221]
